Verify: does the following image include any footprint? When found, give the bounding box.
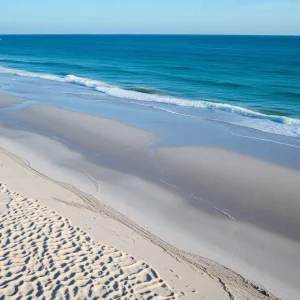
[0,182,178,299]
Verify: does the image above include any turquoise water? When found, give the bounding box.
[0,35,300,137]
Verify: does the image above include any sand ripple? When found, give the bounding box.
[0,183,176,299]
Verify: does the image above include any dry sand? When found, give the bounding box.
[0,182,175,299]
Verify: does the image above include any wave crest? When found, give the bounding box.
[1,66,300,130]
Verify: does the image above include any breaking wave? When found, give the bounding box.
[1,65,300,132]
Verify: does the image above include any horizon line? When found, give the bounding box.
[0,33,300,37]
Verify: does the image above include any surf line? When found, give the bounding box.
[226,128,300,150]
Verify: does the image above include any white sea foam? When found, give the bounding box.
[1,66,300,137]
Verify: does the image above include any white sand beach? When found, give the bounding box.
[0,183,176,299]
[0,93,287,299]
[0,141,266,300]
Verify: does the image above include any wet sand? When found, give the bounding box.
[0,93,24,108]
[156,146,300,241]
[1,102,299,298]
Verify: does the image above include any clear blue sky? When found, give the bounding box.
[1,0,300,35]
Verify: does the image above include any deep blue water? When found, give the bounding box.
[0,35,300,137]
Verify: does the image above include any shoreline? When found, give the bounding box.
[1,60,300,139]
[0,92,295,299]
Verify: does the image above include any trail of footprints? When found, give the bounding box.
[0,183,177,299]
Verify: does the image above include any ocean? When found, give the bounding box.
[0,35,300,138]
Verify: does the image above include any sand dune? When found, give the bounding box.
[0,182,176,299]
